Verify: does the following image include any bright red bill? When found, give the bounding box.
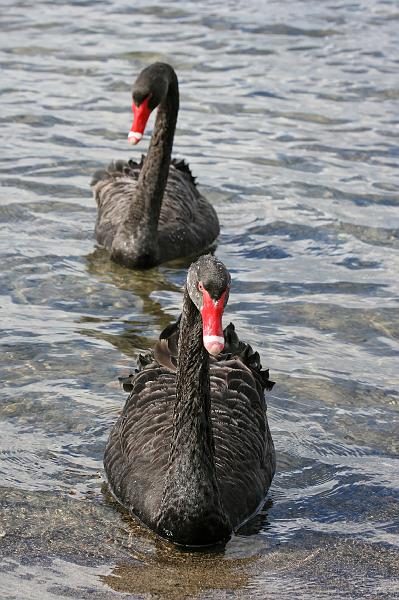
[200,288,227,356]
[128,96,153,145]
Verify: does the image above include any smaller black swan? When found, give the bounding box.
[104,255,275,546]
[91,63,220,268]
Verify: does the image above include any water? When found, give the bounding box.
[1,0,398,598]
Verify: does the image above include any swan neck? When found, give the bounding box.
[130,69,179,251]
[174,290,213,457]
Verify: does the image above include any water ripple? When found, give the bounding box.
[1,0,399,598]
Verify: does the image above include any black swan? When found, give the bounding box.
[104,255,275,547]
[91,62,220,268]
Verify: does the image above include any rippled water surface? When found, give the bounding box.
[1,0,399,598]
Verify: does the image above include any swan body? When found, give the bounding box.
[91,63,220,268]
[104,255,275,546]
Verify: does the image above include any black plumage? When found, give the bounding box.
[104,255,275,547]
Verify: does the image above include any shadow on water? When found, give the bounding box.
[102,543,255,600]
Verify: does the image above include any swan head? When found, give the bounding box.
[128,62,173,145]
[187,255,231,356]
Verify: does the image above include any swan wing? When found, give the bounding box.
[104,365,174,527]
[210,357,275,529]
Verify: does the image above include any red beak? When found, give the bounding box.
[200,288,227,356]
[128,96,153,145]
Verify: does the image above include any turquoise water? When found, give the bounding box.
[1,1,398,598]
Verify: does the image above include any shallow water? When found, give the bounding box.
[1,0,399,598]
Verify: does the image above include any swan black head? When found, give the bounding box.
[128,62,177,145]
[186,255,231,356]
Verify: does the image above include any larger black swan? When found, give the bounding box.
[91,63,220,268]
[104,255,275,547]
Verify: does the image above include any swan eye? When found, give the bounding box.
[133,91,151,108]
[198,281,205,292]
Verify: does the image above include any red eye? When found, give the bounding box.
[198,281,204,292]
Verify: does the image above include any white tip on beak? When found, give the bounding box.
[203,335,225,356]
[128,131,143,145]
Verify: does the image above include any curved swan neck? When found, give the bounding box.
[157,288,231,545]
[173,289,213,458]
[129,66,179,250]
